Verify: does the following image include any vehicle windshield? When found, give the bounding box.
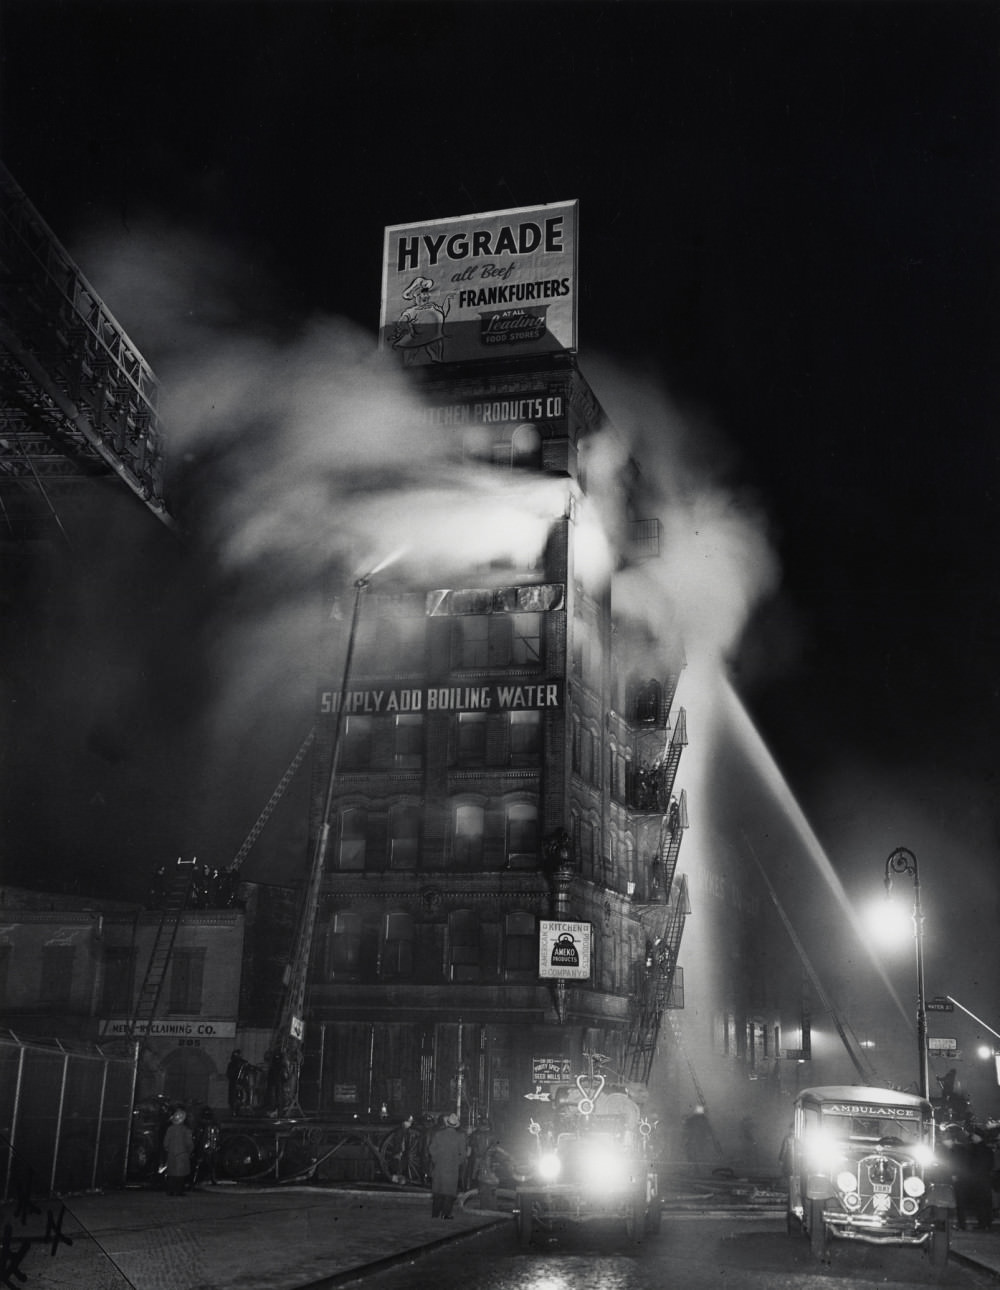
[819,1103,925,1146]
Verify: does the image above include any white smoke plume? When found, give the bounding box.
[583,357,781,668]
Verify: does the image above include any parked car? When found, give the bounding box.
[786,1085,955,1267]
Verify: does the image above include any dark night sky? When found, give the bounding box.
[1,0,998,987]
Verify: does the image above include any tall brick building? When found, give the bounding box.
[256,203,695,1143]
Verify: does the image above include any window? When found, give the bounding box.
[453,614,543,669]
[633,679,662,726]
[340,716,373,771]
[330,912,362,976]
[100,947,135,1014]
[504,912,537,975]
[453,617,489,668]
[455,712,487,764]
[338,807,367,870]
[511,613,541,664]
[453,804,484,867]
[394,714,423,769]
[168,948,206,1014]
[382,912,414,978]
[506,803,538,869]
[508,710,541,763]
[389,804,420,870]
[580,727,595,783]
[40,944,74,1006]
[448,910,480,981]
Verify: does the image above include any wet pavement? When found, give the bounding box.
[3,1177,998,1289]
[1,1183,506,1290]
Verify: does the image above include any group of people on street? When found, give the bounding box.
[388,1111,511,1217]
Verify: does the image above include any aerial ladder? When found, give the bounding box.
[128,859,198,1058]
[0,162,173,530]
[266,574,371,1117]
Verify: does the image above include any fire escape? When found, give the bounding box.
[623,670,691,1084]
[0,162,174,531]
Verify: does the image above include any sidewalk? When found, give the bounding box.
[950,1225,1000,1280]
[0,1184,507,1290]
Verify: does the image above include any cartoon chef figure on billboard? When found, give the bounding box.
[391,276,454,365]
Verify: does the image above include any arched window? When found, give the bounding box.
[634,679,662,726]
[581,727,595,784]
[453,804,485,868]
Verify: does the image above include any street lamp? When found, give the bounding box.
[883,846,928,1099]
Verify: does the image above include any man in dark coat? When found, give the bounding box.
[428,1113,467,1218]
[163,1108,194,1196]
[964,1132,995,1230]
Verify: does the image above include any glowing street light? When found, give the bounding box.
[882,846,928,1100]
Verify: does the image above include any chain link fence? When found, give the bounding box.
[0,1031,136,1202]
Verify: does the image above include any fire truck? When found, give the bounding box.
[513,1074,661,1246]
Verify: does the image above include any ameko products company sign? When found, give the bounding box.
[538,920,592,980]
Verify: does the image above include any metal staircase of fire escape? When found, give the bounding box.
[128,860,197,1049]
[624,703,691,1085]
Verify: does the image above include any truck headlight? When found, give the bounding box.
[803,1127,844,1174]
[903,1175,925,1198]
[579,1141,628,1190]
[836,1171,858,1193]
[537,1152,561,1181]
[912,1143,934,1167]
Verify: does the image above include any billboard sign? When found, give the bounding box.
[538,920,591,980]
[380,201,578,367]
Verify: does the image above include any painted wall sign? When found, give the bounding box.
[538,920,592,980]
[380,201,578,366]
[319,680,562,715]
[99,1019,237,1038]
[415,394,566,428]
